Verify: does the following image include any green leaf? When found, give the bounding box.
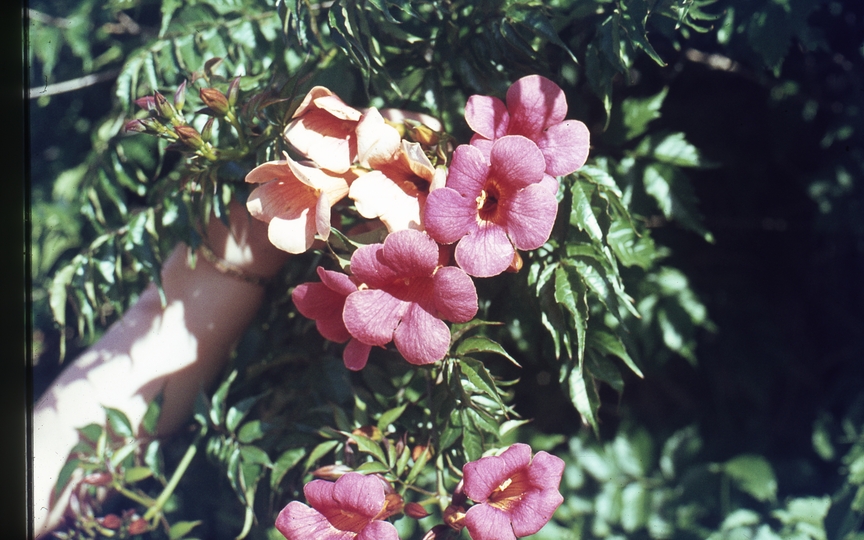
[569,366,600,435]
[585,351,624,393]
[621,482,648,532]
[238,420,266,444]
[239,445,272,467]
[142,393,163,436]
[721,454,778,502]
[351,433,388,465]
[168,520,202,540]
[49,264,76,361]
[377,404,408,434]
[622,87,668,140]
[554,263,589,363]
[461,410,484,462]
[404,446,430,485]
[571,180,605,242]
[643,162,714,242]
[588,330,643,378]
[304,440,340,473]
[227,395,262,434]
[356,461,390,474]
[459,357,505,409]
[650,132,705,168]
[210,370,238,428]
[124,466,153,483]
[450,319,504,345]
[618,0,666,66]
[607,219,657,269]
[271,448,305,490]
[455,336,520,367]
[506,5,579,64]
[104,407,134,438]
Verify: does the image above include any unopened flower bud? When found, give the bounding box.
[311,463,353,481]
[128,517,148,535]
[506,250,523,273]
[200,117,215,143]
[154,91,177,120]
[422,524,453,540]
[227,76,241,108]
[83,472,113,486]
[134,96,156,111]
[405,502,430,519]
[442,504,466,531]
[98,514,122,530]
[174,80,187,112]
[174,125,203,147]
[200,87,230,116]
[410,123,439,146]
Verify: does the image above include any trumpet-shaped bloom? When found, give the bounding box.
[349,108,446,232]
[465,74,590,188]
[291,267,373,371]
[275,473,399,540]
[462,444,565,540]
[342,229,477,365]
[283,86,363,174]
[423,136,557,278]
[246,153,353,254]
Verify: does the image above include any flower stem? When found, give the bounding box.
[143,435,200,522]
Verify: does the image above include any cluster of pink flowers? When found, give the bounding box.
[275,444,565,540]
[252,75,589,369]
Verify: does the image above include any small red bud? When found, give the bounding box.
[199,87,229,116]
[83,472,113,486]
[200,116,215,143]
[127,517,148,535]
[134,96,156,111]
[405,502,430,519]
[442,504,466,531]
[98,514,122,530]
[124,119,146,133]
[311,464,353,481]
[174,125,203,147]
[422,524,453,540]
[153,91,176,119]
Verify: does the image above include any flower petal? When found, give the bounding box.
[357,520,400,540]
[540,173,559,195]
[349,171,424,232]
[317,267,358,297]
[464,504,517,540]
[379,229,438,278]
[445,144,489,197]
[284,111,357,174]
[291,282,351,343]
[500,183,558,251]
[378,108,442,132]
[433,266,478,323]
[303,479,337,513]
[505,74,568,139]
[246,178,318,223]
[465,94,510,140]
[343,289,407,346]
[423,187,478,245]
[489,135,546,191]
[343,338,372,371]
[469,135,494,164]
[245,160,292,184]
[393,303,451,365]
[454,223,515,278]
[463,454,510,502]
[356,108,402,169]
[267,208,317,254]
[506,488,563,538]
[349,243,399,289]
[498,443,533,473]
[536,119,591,177]
[275,501,355,540]
[333,473,387,520]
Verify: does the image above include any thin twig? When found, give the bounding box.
[29,69,121,99]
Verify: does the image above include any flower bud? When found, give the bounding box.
[200,87,230,116]
[200,116,215,143]
[134,96,156,111]
[410,123,439,146]
[377,492,404,520]
[174,125,203,147]
[405,502,430,519]
[174,80,187,113]
[506,250,523,273]
[83,472,113,486]
[311,463,353,481]
[98,514,122,530]
[442,504,466,531]
[127,517,148,535]
[227,76,241,108]
[154,91,177,120]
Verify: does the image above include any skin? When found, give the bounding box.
[31,203,288,538]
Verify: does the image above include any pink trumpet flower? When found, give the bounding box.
[462,443,565,540]
[245,153,353,254]
[423,136,557,278]
[465,74,590,192]
[342,229,478,365]
[275,473,400,540]
[283,86,363,174]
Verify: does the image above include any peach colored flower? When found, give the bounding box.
[349,108,446,232]
[246,153,353,254]
[283,86,363,174]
